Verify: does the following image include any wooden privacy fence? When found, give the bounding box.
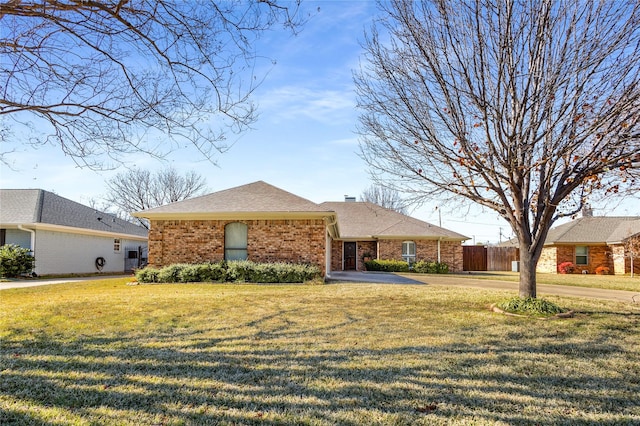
[463,246,519,271]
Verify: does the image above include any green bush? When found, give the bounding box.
[134,261,321,284]
[364,259,410,272]
[0,244,35,278]
[413,260,449,274]
[496,297,566,317]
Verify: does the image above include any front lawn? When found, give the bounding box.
[1,279,639,425]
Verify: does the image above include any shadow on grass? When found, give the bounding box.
[1,311,639,425]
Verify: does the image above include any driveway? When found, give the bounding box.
[327,270,423,284]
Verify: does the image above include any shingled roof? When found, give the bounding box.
[544,216,640,245]
[319,201,468,241]
[0,189,148,238]
[135,181,335,220]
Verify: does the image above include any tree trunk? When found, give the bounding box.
[518,247,538,299]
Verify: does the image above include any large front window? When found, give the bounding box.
[402,241,416,265]
[225,222,248,261]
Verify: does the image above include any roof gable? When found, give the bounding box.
[319,201,468,241]
[136,181,333,219]
[0,189,148,237]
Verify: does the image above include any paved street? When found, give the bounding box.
[330,271,640,303]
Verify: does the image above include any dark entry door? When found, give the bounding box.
[344,242,357,270]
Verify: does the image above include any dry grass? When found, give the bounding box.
[1,278,639,425]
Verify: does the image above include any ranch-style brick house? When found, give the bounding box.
[134,181,468,277]
[536,215,640,275]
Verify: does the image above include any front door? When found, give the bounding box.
[344,242,357,270]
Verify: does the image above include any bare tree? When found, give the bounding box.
[1,1,304,168]
[104,167,207,228]
[360,185,408,214]
[355,0,640,298]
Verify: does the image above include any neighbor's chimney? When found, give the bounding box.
[344,195,356,202]
[581,204,593,217]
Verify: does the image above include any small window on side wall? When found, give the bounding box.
[575,246,588,265]
[402,241,416,265]
[225,222,248,261]
[114,238,121,253]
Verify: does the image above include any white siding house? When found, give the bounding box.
[0,189,148,275]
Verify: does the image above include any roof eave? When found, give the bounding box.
[135,211,336,221]
[12,223,148,240]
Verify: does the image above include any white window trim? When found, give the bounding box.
[402,240,416,264]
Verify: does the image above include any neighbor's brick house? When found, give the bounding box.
[135,181,468,277]
[536,216,640,275]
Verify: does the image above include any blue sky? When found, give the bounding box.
[2,1,636,244]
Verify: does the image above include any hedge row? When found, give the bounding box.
[364,259,410,272]
[364,259,449,274]
[413,260,449,274]
[135,260,322,284]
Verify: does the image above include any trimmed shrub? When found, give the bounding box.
[595,265,610,275]
[364,259,410,272]
[0,244,35,278]
[134,261,321,284]
[413,260,449,274]
[203,261,228,282]
[135,267,160,283]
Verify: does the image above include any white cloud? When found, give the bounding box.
[258,85,356,125]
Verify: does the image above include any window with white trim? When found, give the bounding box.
[225,222,248,261]
[114,238,121,253]
[402,241,416,264]
[575,246,588,265]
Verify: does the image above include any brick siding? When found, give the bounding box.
[148,219,327,275]
[377,239,464,272]
[537,244,614,274]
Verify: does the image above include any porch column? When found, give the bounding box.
[325,229,332,278]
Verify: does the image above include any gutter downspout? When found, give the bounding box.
[18,224,36,274]
[437,238,442,263]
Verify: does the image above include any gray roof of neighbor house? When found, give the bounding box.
[0,189,148,238]
[319,201,469,241]
[135,181,335,219]
[544,216,640,245]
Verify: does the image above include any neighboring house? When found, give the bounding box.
[537,216,640,275]
[0,189,148,275]
[134,181,468,277]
